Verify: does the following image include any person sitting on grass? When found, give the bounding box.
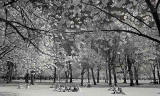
[72,85,79,92]
[66,86,71,92]
[56,85,62,92]
[61,85,66,92]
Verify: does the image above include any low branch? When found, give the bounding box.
[0,18,26,41]
[65,29,160,44]
[125,10,152,28]
[0,17,55,58]
[26,38,55,58]
[0,46,16,59]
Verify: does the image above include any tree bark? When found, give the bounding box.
[123,66,127,83]
[53,67,56,83]
[81,68,85,86]
[127,55,134,86]
[97,67,100,83]
[69,63,72,83]
[87,67,90,84]
[6,61,14,83]
[152,65,157,84]
[157,66,160,84]
[145,0,160,36]
[134,66,139,85]
[123,56,127,83]
[157,64,160,84]
[108,63,112,86]
[112,63,117,86]
[91,68,96,85]
[65,71,68,83]
[105,69,108,83]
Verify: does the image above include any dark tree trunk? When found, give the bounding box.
[81,68,85,86]
[97,67,100,83]
[40,71,42,83]
[6,61,14,83]
[87,68,90,84]
[153,65,157,84]
[30,71,34,85]
[69,63,72,83]
[145,0,160,36]
[123,57,127,83]
[112,63,117,86]
[53,67,56,83]
[91,68,96,85]
[108,63,112,86]
[105,69,108,83]
[24,70,29,83]
[65,71,68,83]
[127,55,134,86]
[157,65,160,84]
[123,66,127,83]
[123,75,127,83]
[134,66,139,85]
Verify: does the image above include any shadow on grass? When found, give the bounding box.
[0,92,17,96]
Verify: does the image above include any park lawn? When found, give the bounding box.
[0,84,160,96]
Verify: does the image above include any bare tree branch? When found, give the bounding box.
[65,29,160,44]
[0,46,16,59]
[156,0,160,9]
[0,18,26,41]
[145,0,160,36]
[125,9,152,28]
[81,1,143,34]
[3,0,19,7]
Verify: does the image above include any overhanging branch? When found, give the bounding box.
[65,29,160,44]
[81,1,143,34]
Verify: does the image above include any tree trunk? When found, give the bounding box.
[112,63,117,86]
[157,65,160,84]
[6,61,14,83]
[153,65,157,84]
[134,66,139,85]
[145,0,160,36]
[81,68,85,86]
[123,75,127,83]
[25,70,29,83]
[87,68,90,84]
[91,68,96,85]
[105,69,108,83]
[97,67,100,83]
[123,57,127,83]
[30,72,34,85]
[53,67,56,83]
[123,67,127,83]
[108,63,112,86]
[65,71,68,83]
[69,63,72,83]
[127,55,134,86]
[40,71,42,83]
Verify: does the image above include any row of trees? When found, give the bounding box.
[0,0,160,86]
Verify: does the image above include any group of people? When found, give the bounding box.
[24,70,35,85]
[108,85,124,94]
[55,84,79,92]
